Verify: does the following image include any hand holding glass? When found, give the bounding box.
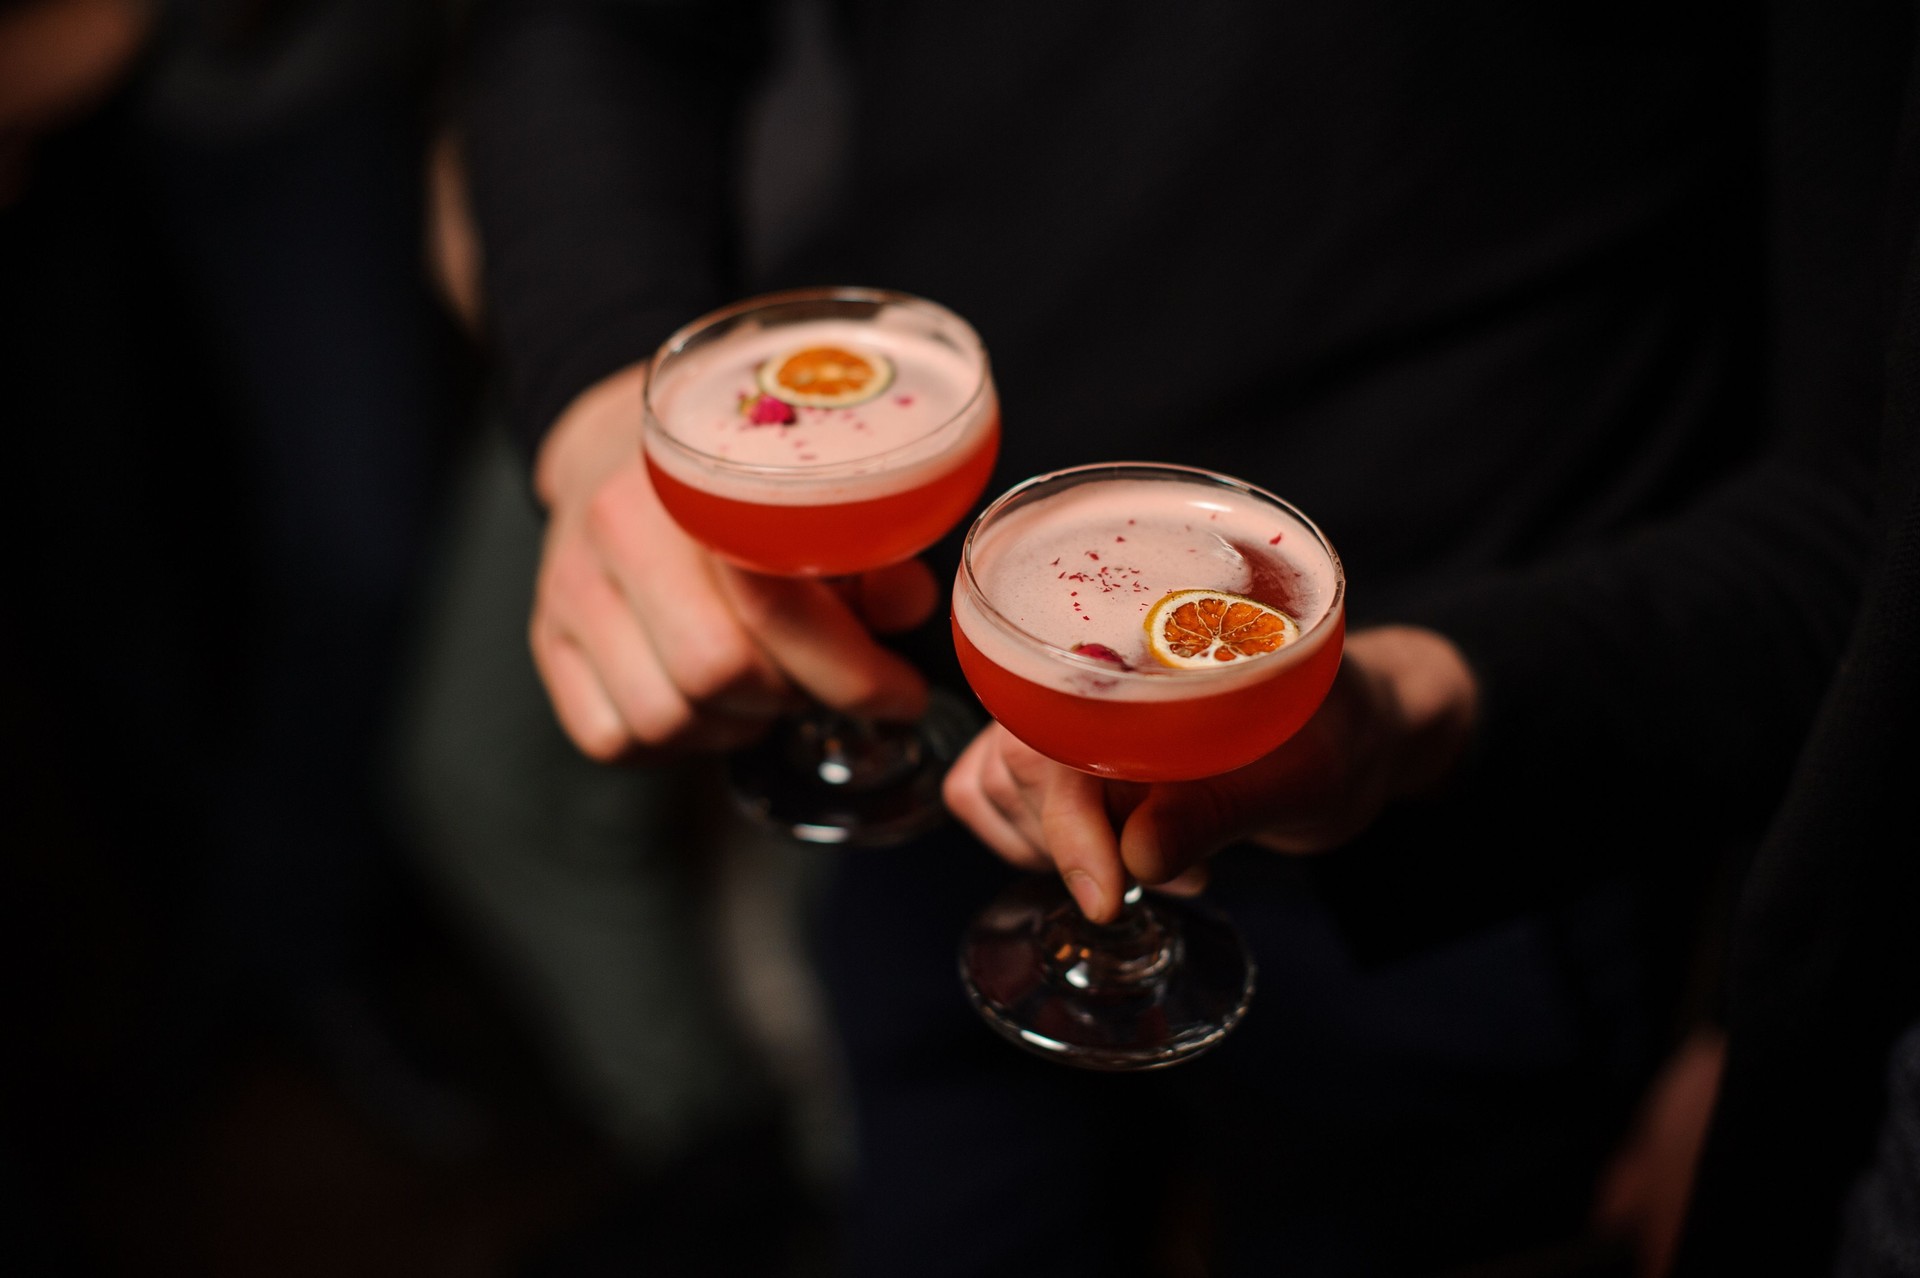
[951,463,1345,1068]
[643,287,999,844]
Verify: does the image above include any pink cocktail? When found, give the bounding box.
[952,463,1345,1070]
[952,466,1345,781]
[644,291,1000,577]
[641,287,1000,846]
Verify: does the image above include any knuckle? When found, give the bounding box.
[1002,738,1053,786]
[944,772,988,826]
[572,720,632,764]
[582,486,627,546]
[977,757,1021,812]
[622,692,695,749]
[670,631,758,706]
[538,547,598,613]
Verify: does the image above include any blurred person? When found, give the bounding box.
[940,2,1920,1275]
[2,0,478,1158]
[2,0,223,1173]
[397,419,830,1275]
[397,8,856,1268]
[1667,15,1920,1266]
[127,0,482,1128]
[455,1,1823,1273]
[0,0,150,203]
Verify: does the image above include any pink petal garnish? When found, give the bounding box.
[743,393,797,425]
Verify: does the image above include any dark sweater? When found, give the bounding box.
[461,0,1868,932]
[459,0,1911,1267]
[1677,5,1920,1264]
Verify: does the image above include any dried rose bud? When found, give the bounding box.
[742,393,797,425]
[1071,642,1130,670]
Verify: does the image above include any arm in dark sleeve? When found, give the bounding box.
[1311,0,1904,956]
[458,0,775,464]
[1310,426,1878,957]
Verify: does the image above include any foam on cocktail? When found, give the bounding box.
[647,315,995,506]
[956,477,1339,702]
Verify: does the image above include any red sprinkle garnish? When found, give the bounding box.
[742,393,797,425]
[1268,533,1283,545]
[1071,642,1130,670]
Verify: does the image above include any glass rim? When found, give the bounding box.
[958,461,1346,683]
[641,285,995,481]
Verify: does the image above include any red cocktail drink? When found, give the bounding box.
[951,614,1344,780]
[640,287,1000,847]
[644,291,1000,577]
[953,463,1346,1070]
[647,425,999,576]
[952,466,1345,782]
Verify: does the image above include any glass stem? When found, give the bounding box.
[1045,881,1180,995]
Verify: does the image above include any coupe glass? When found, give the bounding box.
[950,463,1345,1068]
[643,287,999,845]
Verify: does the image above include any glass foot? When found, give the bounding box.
[729,687,982,846]
[959,876,1255,1070]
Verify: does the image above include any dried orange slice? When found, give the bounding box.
[756,343,894,408]
[1144,589,1299,669]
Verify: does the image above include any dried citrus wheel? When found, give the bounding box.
[756,343,894,408]
[1143,589,1300,669]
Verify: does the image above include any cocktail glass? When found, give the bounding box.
[643,287,1000,845]
[950,462,1345,1068]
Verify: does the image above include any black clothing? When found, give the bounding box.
[1681,427,1920,1272]
[1834,1025,1920,1276]
[1675,10,1920,1261]
[461,0,1826,887]
[1317,0,1901,954]
[466,2,1766,636]
[457,1,1870,1270]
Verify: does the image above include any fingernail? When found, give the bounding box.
[1064,870,1102,920]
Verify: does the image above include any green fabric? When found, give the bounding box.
[392,427,783,1166]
